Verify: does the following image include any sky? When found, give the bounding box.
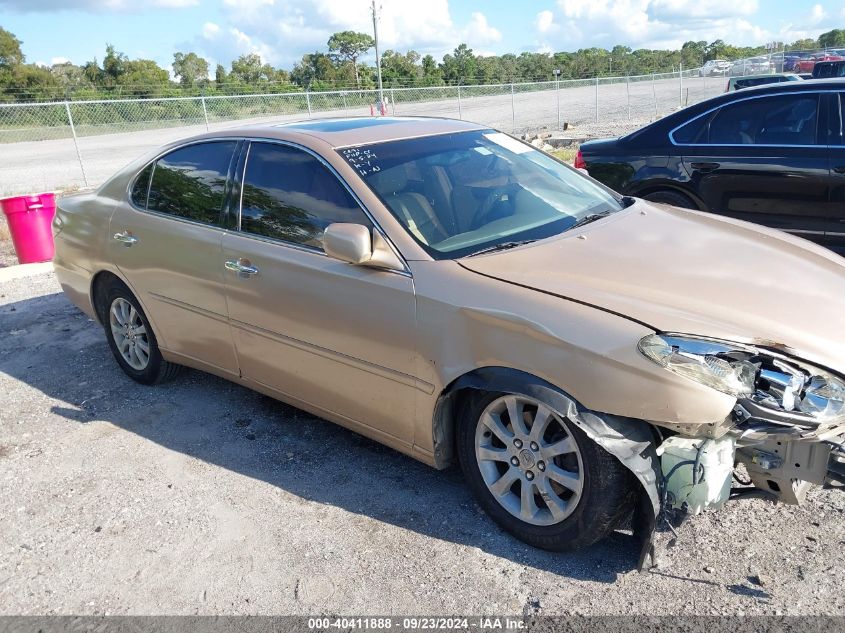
[1,0,843,75]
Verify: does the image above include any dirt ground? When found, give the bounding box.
[1,270,844,616]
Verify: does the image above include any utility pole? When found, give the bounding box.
[371,0,384,106]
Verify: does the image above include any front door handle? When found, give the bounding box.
[834,166,845,174]
[225,259,259,277]
[113,231,138,246]
[690,162,721,172]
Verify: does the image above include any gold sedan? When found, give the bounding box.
[53,117,845,558]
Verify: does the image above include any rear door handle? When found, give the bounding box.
[690,162,721,172]
[225,259,259,277]
[113,231,138,246]
[834,166,845,174]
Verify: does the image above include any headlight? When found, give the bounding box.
[638,334,845,424]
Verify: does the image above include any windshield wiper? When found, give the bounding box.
[566,210,613,231]
[466,239,537,257]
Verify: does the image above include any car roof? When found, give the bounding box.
[721,76,844,94]
[189,116,487,150]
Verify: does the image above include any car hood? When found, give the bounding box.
[459,201,845,374]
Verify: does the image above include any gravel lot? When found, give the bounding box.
[1,269,844,616]
[1,75,724,197]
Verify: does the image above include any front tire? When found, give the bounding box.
[102,281,182,385]
[457,392,635,551]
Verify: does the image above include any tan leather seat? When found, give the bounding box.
[372,167,450,245]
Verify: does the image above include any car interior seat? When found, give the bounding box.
[371,166,450,245]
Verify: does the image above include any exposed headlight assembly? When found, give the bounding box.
[638,334,845,425]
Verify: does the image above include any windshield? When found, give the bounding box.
[339,130,624,259]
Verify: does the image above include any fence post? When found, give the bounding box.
[64,101,89,188]
[679,62,683,108]
[457,85,462,120]
[594,76,599,123]
[342,91,348,115]
[510,83,515,132]
[652,73,657,118]
[390,86,396,115]
[200,93,209,131]
[556,77,561,131]
[306,91,312,118]
[626,75,630,120]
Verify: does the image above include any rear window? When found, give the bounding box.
[813,62,845,78]
[734,76,791,90]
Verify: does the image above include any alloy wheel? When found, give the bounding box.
[474,394,584,526]
[109,297,150,371]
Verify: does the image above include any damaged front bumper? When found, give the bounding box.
[637,333,845,508]
[731,398,845,504]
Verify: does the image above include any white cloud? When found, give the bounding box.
[0,0,198,9]
[222,0,274,8]
[772,3,844,46]
[535,10,557,34]
[809,3,826,24]
[537,0,803,50]
[202,22,221,39]
[151,0,198,7]
[647,0,758,19]
[182,0,505,68]
[462,12,501,45]
[51,56,70,65]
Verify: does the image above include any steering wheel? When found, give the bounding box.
[470,187,512,231]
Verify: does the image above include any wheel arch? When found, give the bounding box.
[90,270,128,325]
[89,270,154,332]
[626,182,705,210]
[432,367,564,466]
[431,366,662,545]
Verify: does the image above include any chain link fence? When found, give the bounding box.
[0,68,729,197]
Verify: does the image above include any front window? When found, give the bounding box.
[239,142,372,250]
[340,130,624,259]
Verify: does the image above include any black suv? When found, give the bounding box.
[577,79,845,254]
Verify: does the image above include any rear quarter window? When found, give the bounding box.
[671,114,710,144]
[129,163,153,208]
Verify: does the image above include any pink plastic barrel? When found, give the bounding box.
[1,193,56,264]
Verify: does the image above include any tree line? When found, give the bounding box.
[1,25,844,103]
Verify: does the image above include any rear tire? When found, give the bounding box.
[457,391,636,552]
[643,189,698,210]
[101,280,183,385]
